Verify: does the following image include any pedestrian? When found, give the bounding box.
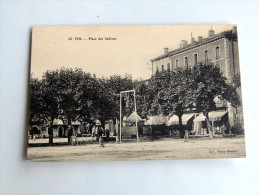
[92,125,96,137]
[91,125,95,142]
[71,134,78,146]
[67,125,73,145]
[184,130,189,142]
[98,126,104,147]
[221,123,227,135]
[105,129,110,142]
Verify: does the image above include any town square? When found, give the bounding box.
[28,136,246,162]
[28,25,245,162]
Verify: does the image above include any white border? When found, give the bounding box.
[0,1,258,195]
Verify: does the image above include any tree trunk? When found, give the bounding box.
[151,125,155,141]
[30,125,33,140]
[68,118,72,125]
[100,118,105,129]
[204,113,213,139]
[115,118,120,142]
[178,115,184,138]
[49,118,54,145]
[67,118,72,144]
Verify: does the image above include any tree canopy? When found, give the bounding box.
[30,62,241,142]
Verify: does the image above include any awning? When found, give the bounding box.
[182,114,195,124]
[145,115,168,125]
[193,111,227,122]
[52,119,81,125]
[209,111,227,121]
[124,112,145,122]
[166,115,178,126]
[53,119,64,125]
[167,113,195,126]
[95,120,102,126]
[71,120,81,125]
[193,114,206,122]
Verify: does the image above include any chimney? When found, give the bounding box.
[208,28,215,37]
[232,26,237,34]
[198,36,203,41]
[180,40,188,48]
[164,48,169,54]
[191,37,195,44]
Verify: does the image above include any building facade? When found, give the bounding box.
[150,26,243,130]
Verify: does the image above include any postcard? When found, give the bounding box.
[28,25,245,161]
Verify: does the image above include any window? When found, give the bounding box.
[161,65,164,71]
[204,50,208,63]
[184,56,188,68]
[215,47,220,60]
[215,47,220,65]
[175,59,179,69]
[167,63,170,71]
[194,53,198,65]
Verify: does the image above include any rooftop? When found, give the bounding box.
[151,29,236,62]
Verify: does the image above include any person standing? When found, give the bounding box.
[98,126,104,147]
[105,129,110,142]
[221,124,227,135]
[184,130,189,142]
[67,125,73,145]
[91,125,96,137]
[91,125,95,142]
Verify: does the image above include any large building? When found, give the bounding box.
[150,26,243,130]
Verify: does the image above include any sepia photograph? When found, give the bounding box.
[27,25,245,162]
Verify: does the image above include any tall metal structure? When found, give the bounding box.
[119,89,139,143]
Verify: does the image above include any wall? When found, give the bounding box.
[232,39,240,75]
[153,38,229,78]
[152,35,244,128]
[121,126,138,136]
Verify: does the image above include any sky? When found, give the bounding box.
[31,24,234,80]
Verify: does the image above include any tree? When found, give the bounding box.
[143,63,241,138]
[134,79,154,119]
[57,68,85,126]
[40,70,64,144]
[91,76,116,125]
[232,73,241,89]
[29,77,45,137]
[30,68,102,145]
[190,63,240,138]
[30,63,240,143]
[134,70,194,138]
[144,70,175,116]
[77,72,99,124]
[30,69,137,144]
[160,68,194,138]
[101,74,134,120]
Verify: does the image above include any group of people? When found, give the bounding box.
[92,125,110,147]
[67,124,110,147]
[183,123,229,142]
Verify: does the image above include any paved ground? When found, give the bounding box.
[27,137,246,162]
